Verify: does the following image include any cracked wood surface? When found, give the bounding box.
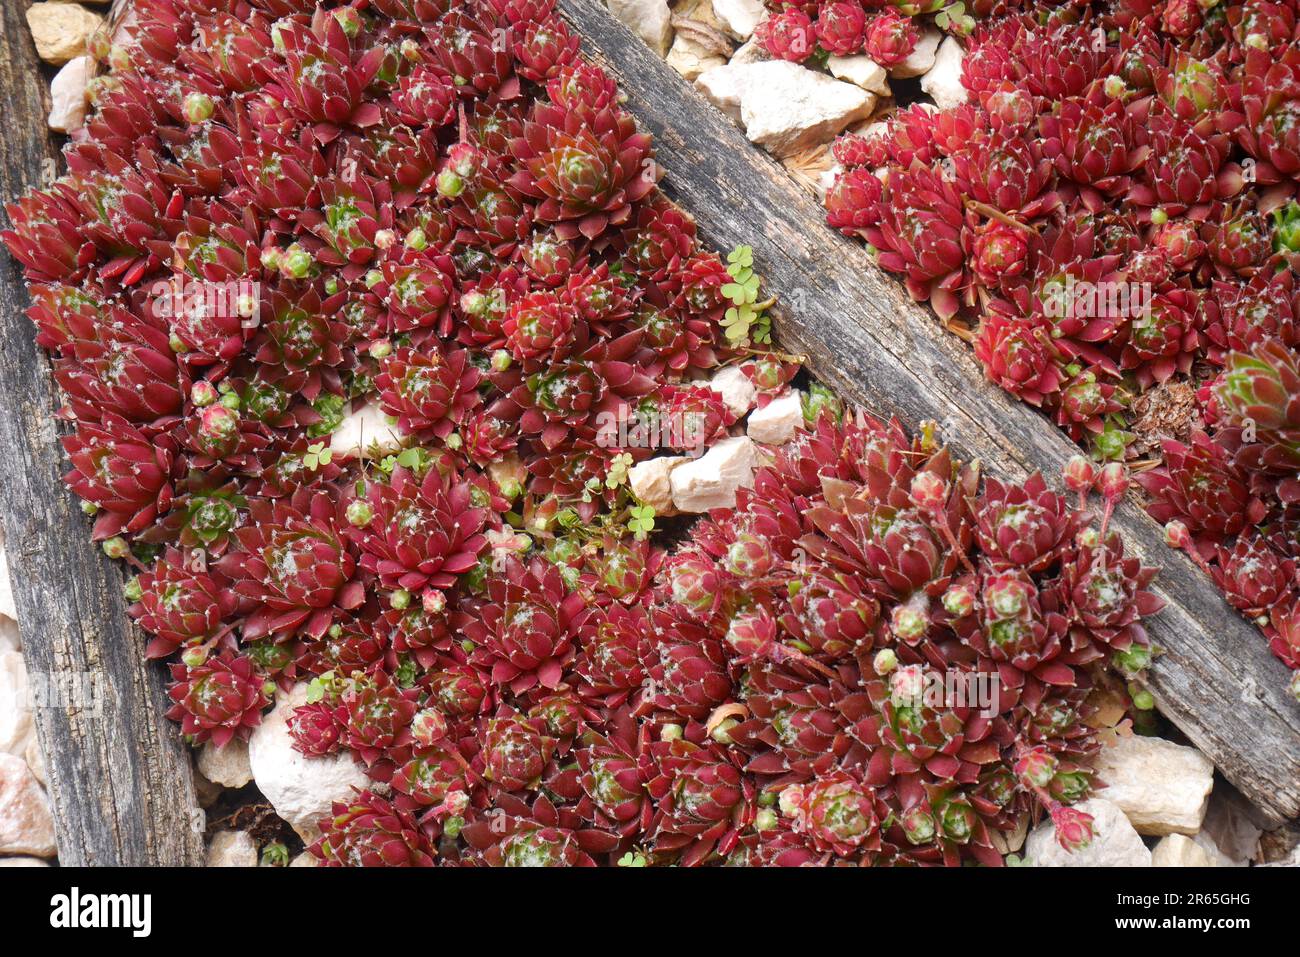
[0,1,203,865]
[560,0,1300,822]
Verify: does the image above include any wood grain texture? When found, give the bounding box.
[0,1,203,865]
[560,0,1300,822]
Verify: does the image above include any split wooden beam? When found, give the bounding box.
[0,1,204,866]
[560,0,1300,823]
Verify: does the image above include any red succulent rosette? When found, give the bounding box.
[165,653,268,747]
[351,466,488,595]
[218,488,364,642]
[508,100,656,241]
[465,557,591,695]
[311,789,435,867]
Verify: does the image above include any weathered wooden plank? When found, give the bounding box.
[560,0,1300,822]
[0,1,204,865]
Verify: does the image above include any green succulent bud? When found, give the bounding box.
[281,246,312,279]
[123,576,143,602]
[181,644,209,668]
[1273,201,1300,254]
[1112,644,1152,675]
[80,499,100,516]
[101,536,130,560]
[390,588,412,610]
[872,648,898,675]
[405,227,428,251]
[1150,207,1169,226]
[754,809,779,832]
[436,170,465,198]
[369,339,393,360]
[659,723,683,742]
[183,92,214,125]
[346,500,374,527]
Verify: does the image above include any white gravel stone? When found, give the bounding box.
[628,456,688,516]
[737,61,876,156]
[827,55,891,96]
[0,753,56,858]
[921,36,968,111]
[889,27,941,79]
[0,619,17,655]
[608,0,674,55]
[667,36,726,81]
[0,651,32,757]
[728,35,770,66]
[1025,798,1152,867]
[747,390,804,445]
[712,0,765,39]
[198,737,253,789]
[697,60,876,155]
[48,55,92,133]
[206,830,258,867]
[26,2,104,66]
[1093,734,1214,835]
[1152,833,1215,867]
[328,401,404,460]
[670,436,757,512]
[1189,787,1261,865]
[708,364,758,418]
[248,684,370,842]
[696,63,746,122]
[0,856,50,866]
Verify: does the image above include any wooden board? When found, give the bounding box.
[558,0,1300,823]
[0,1,204,866]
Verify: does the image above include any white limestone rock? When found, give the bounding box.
[889,27,941,79]
[1025,798,1152,867]
[608,0,674,56]
[26,2,104,66]
[712,0,765,39]
[728,35,770,66]
[198,737,253,790]
[0,651,32,757]
[0,753,56,858]
[206,830,258,867]
[667,35,726,81]
[695,63,747,122]
[747,390,804,445]
[737,61,876,156]
[921,36,968,111]
[708,364,758,418]
[827,54,891,96]
[629,456,688,516]
[1194,786,1262,866]
[328,401,404,460]
[670,436,757,512]
[0,619,17,655]
[1092,734,1214,836]
[290,850,319,867]
[1152,833,1215,867]
[0,856,50,866]
[48,55,91,133]
[248,684,370,842]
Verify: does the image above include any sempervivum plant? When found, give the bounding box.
[822,4,1300,692]
[4,0,1171,867]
